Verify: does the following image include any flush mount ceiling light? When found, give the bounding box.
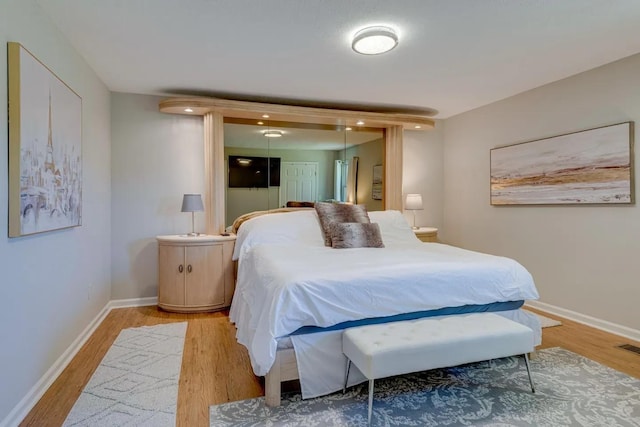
[352,26,398,55]
[263,130,283,138]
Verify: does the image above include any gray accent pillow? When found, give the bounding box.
[315,202,370,247]
[330,222,385,249]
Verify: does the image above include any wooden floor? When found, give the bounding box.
[21,306,640,427]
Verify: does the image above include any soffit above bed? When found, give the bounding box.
[159,97,435,131]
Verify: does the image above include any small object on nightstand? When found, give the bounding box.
[413,227,438,243]
[404,194,423,229]
[181,194,204,236]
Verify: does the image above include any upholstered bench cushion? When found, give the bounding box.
[342,313,534,380]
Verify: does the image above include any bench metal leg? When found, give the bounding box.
[368,379,374,426]
[523,353,535,393]
[343,359,351,394]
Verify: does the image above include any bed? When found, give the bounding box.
[229,208,541,406]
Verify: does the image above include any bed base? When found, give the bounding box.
[265,348,298,407]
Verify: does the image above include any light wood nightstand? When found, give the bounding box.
[413,227,438,243]
[156,234,236,313]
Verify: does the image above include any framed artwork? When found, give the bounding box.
[490,122,634,205]
[372,164,383,200]
[8,42,82,237]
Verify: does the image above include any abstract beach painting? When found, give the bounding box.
[491,122,634,205]
[8,43,82,237]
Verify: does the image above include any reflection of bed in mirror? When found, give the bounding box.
[229,208,541,406]
[223,121,384,229]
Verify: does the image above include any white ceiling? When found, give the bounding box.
[37,0,640,118]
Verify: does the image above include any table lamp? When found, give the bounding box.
[181,194,204,236]
[404,193,423,230]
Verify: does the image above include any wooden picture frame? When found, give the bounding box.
[8,42,83,237]
[490,122,634,205]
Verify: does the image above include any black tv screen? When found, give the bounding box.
[228,155,280,188]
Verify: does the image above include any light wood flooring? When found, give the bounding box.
[21,306,640,427]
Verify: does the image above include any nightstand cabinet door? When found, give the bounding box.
[158,245,186,306]
[157,235,236,313]
[185,245,225,308]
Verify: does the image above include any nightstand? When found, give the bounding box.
[413,227,438,243]
[156,234,236,313]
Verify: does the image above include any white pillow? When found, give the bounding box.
[368,210,421,247]
[232,210,325,260]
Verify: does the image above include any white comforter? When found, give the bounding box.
[230,241,539,376]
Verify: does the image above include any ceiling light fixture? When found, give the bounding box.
[262,114,270,118]
[414,125,422,129]
[356,120,365,126]
[257,121,264,125]
[352,26,398,55]
[346,127,352,131]
[263,130,283,138]
[184,108,194,113]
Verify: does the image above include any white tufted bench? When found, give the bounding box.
[342,313,535,425]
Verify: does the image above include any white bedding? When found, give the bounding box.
[230,218,539,376]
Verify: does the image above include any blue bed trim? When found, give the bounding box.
[289,300,525,336]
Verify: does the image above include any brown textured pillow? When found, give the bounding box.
[330,223,385,249]
[315,202,370,246]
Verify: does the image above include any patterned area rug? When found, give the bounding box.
[210,348,640,426]
[63,322,187,426]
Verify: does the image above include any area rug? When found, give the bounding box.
[63,322,187,426]
[210,348,640,426]
[525,309,563,328]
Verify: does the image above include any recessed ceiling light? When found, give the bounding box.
[257,121,264,125]
[414,125,421,129]
[262,130,283,138]
[184,108,194,113]
[356,120,365,126]
[262,114,270,118]
[352,26,398,55]
[346,127,352,131]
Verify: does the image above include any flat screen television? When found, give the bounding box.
[228,155,281,188]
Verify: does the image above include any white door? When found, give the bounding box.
[280,162,318,206]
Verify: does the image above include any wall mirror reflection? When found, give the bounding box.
[224,119,383,227]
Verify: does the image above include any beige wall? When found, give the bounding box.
[403,124,445,230]
[347,138,384,211]
[443,53,640,332]
[111,93,204,300]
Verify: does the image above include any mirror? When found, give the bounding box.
[223,120,383,227]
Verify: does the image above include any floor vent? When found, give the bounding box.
[618,344,640,355]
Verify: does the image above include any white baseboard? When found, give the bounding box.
[0,296,158,427]
[1,302,111,427]
[109,296,158,309]
[525,300,640,343]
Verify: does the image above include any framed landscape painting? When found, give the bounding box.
[490,122,634,205]
[8,42,82,237]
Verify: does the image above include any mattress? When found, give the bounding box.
[231,242,539,376]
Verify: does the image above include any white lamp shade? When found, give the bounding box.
[181,194,204,212]
[405,193,423,210]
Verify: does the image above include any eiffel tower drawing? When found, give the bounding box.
[44,91,56,175]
